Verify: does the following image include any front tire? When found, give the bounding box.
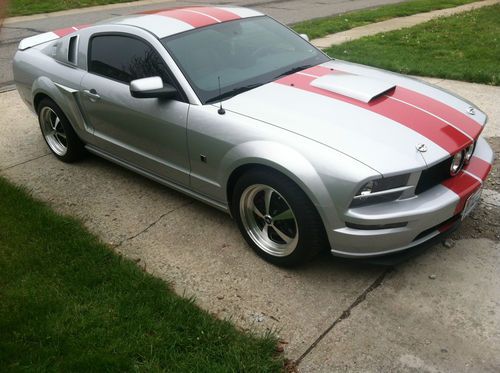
[232,168,326,266]
[37,97,85,163]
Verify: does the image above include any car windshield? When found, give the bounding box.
[161,16,329,104]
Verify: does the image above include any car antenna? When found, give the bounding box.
[217,76,225,115]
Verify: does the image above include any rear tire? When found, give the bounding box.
[232,168,326,266]
[37,97,85,163]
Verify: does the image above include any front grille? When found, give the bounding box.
[415,157,452,194]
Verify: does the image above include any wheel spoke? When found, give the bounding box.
[272,208,294,221]
[53,117,60,131]
[252,205,264,219]
[272,225,293,243]
[261,223,269,238]
[264,188,273,215]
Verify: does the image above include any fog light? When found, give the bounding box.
[450,151,464,176]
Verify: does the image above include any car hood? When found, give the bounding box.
[222,60,486,175]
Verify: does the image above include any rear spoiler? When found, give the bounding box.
[18,25,89,51]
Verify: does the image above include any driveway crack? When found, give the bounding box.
[292,267,394,368]
[113,200,193,248]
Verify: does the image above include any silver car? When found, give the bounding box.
[13,6,493,266]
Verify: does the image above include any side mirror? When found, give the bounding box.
[300,34,310,42]
[130,76,176,99]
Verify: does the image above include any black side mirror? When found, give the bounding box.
[130,77,177,99]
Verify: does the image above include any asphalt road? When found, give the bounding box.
[0,0,408,88]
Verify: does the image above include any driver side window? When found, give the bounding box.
[88,35,173,85]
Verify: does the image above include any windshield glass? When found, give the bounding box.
[161,16,329,104]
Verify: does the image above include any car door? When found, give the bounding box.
[80,33,190,185]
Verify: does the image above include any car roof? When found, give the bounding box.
[18,6,263,51]
[100,6,263,38]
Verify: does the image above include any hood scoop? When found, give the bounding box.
[310,73,395,103]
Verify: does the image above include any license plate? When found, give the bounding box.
[461,187,482,220]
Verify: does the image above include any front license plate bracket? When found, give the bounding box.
[461,187,482,220]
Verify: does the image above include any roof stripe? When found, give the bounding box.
[142,7,240,28]
[53,24,89,37]
[193,7,242,22]
[276,66,471,154]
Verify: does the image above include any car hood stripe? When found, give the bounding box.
[276,66,472,154]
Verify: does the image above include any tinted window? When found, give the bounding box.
[162,16,329,104]
[89,35,172,84]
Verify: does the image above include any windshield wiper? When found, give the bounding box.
[275,64,315,79]
[207,83,263,104]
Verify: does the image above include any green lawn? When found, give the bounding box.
[7,0,481,18]
[324,4,500,85]
[7,0,139,16]
[292,0,480,40]
[0,177,282,371]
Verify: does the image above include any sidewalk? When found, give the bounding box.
[311,0,499,48]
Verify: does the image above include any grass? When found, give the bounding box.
[324,4,500,85]
[0,176,282,372]
[7,0,139,16]
[292,0,480,40]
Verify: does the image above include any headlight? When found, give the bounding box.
[450,151,464,176]
[359,180,374,196]
[355,174,409,197]
[352,174,410,208]
[464,143,475,163]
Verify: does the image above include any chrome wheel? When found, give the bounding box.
[40,107,68,156]
[239,184,299,257]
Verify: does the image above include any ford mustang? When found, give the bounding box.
[13,6,493,266]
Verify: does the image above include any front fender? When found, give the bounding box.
[219,140,348,233]
[221,140,332,207]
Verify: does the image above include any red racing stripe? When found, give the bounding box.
[148,8,216,28]
[442,172,481,214]
[391,87,483,140]
[143,7,239,28]
[277,68,471,154]
[190,7,241,22]
[464,156,492,180]
[53,24,89,37]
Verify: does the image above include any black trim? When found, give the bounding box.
[415,157,453,194]
[345,221,407,230]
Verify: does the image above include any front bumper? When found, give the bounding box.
[328,137,494,258]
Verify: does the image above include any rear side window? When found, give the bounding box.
[88,35,172,84]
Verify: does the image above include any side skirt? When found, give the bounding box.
[85,144,230,213]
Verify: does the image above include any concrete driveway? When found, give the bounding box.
[1,74,499,371]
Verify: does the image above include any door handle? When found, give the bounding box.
[83,89,101,101]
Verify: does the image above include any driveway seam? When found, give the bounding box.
[113,200,194,248]
[0,153,51,172]
[292,267,394,368]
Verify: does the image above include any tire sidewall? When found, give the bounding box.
[37,98,84,163]
[232,169,325,266]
